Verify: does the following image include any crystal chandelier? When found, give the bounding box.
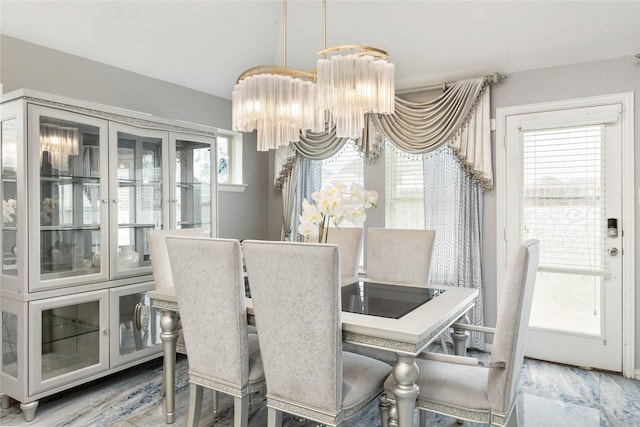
[232,1,323,151]
[315,1,395,140]
[232,0,396,149]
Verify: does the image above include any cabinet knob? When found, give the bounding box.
[101,199,108,204]
[112,199,118,203]
[103,329,109,335]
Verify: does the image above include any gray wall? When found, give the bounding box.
[3,34,638,371]
[267,55,640,371]
[0,35,270,240]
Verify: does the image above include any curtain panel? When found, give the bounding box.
[274,75,494,193]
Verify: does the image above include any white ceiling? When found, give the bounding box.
[1,1,639,100]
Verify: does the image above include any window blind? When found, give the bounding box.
[385,143,424,229]
[321,142,364,188]
[520,125,606,273]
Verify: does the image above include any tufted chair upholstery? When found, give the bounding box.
[325,227,363,283]
[382,239,540,427]
[166,237,265,427]
[242,240,392,427]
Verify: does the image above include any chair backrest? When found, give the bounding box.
[166,236,251,389]
[488,239,540,414]
[365,227,436,285]
[326,227,363,280]
[147,228,204,289]
[243,240,342,415]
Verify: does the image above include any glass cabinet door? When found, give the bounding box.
[28,106,109,291]
[2,118,18,277]
[109,282,161,368]
[109,124,167,278]
[29,290,109,394]
[170,133,216,236]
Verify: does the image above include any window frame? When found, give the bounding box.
[217,130,246,192]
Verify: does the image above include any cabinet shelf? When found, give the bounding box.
[117,223,156,229]
[40,225,100,231]
[117,179,162,186]
[176,181,206,187]
[40,175,100,184]
[42,314,99,345]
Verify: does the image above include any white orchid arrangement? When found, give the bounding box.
[3,199,17,224]
[298,180,378,243]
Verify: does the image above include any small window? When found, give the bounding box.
[320,142,364,188]
[385,143,424,229]
[217,132,245,192]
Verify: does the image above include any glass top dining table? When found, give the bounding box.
[149,278,478,427]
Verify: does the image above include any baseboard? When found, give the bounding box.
[635,369,640,380]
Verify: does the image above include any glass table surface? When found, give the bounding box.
[341,281,445,319]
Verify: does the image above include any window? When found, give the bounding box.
[320,142,364,188]
[385,143,423,229]
[217,131,245,191]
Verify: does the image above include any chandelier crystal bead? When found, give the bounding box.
[232,73,324,151]
[316,51,395,140]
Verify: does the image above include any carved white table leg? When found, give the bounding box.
[20,401,38,422]
[159,309,179,424]
[391,354,419,427]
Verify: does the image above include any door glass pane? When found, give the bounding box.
[175,139,211,235]
[41,301,100,381]
[116,132,162,272]
[39,117,102,279]
[521,125,604,336]
[118,292,161,356]
[2,119,18,276]
[2,311,18,378]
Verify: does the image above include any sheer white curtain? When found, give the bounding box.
[423,146,485,348]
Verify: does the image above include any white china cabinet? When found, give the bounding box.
[0,90,218,421]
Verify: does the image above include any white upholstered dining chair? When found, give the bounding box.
[147,228,203,354]
[242,240,392,427]
[365,227,436,285]
[346,227,437,363]
[382,239,540,427]
[166,236,265,427]
[326,226,364,283]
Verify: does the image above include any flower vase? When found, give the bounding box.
[118,246,139,270]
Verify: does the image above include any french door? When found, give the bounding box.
[496,94,634,373]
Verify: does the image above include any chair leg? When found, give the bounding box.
[378,393,390,427]
[440,334,448,354]
[234,394,250,427]
[419,409,427,427]
[503,402,520,427]
[212,390,219,416]
[267,407,283,427]
[387,402,399,427]
[187,383,203,427]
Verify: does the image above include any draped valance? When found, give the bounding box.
[274,75,494,192]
